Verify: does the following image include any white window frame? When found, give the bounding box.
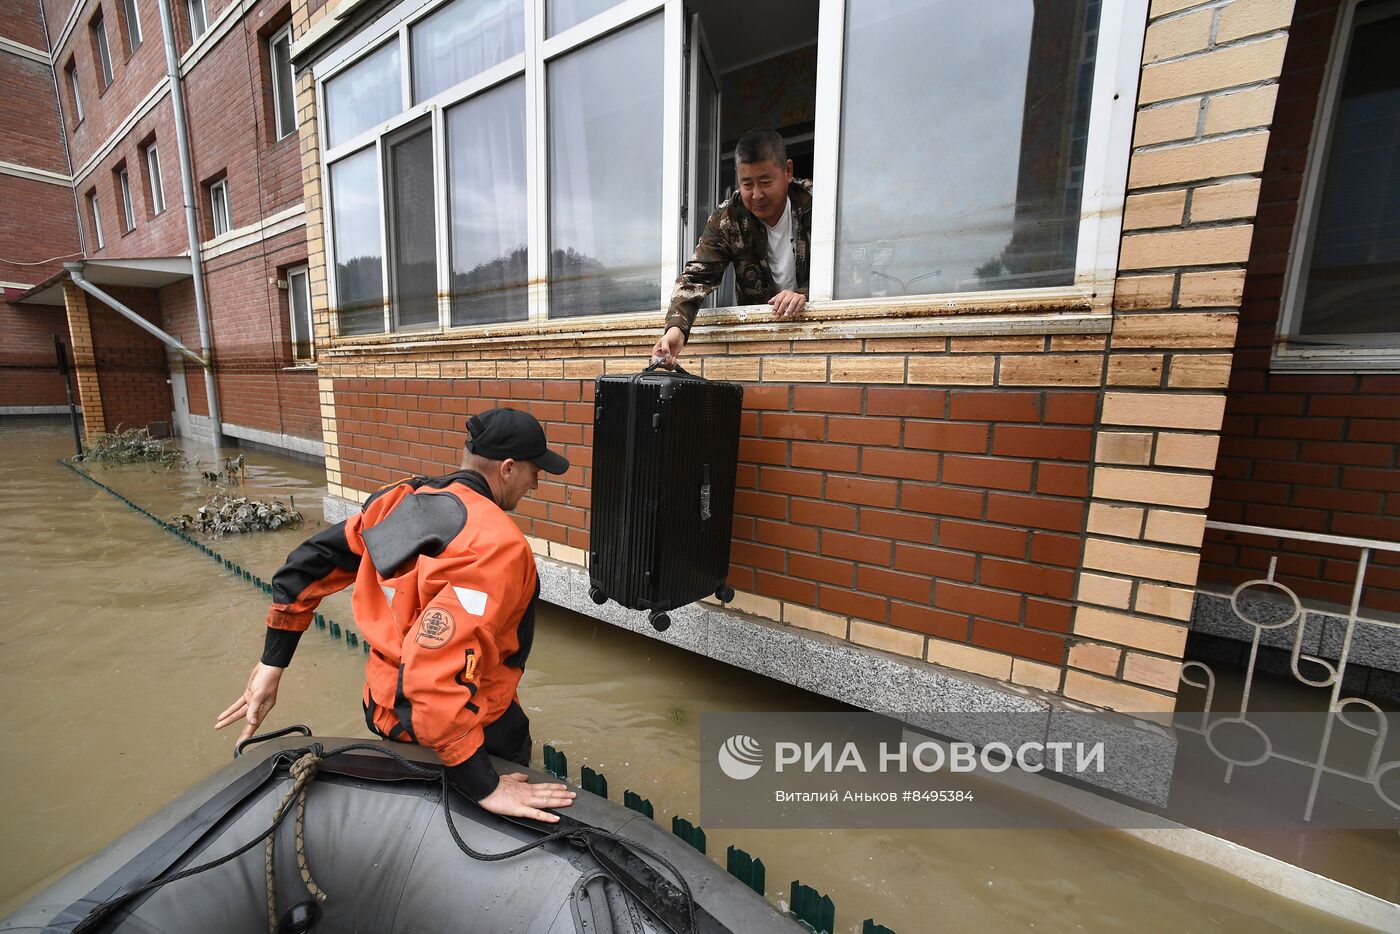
[312,0,1144,342]
[209,178,230,236]
[88,192,104,250]
[67,61,84,123]
[188,0,208,40]
[92,11,114,88]
[287,264,315,362]
[121,0,143,52]
[1274,0,1400,373]
[270,22,298,140]
[145,143,165,214]
[118,166,135,232]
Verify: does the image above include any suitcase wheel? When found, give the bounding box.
[715,584,735,604]
[649,611,671,632]
[589,586,608,606]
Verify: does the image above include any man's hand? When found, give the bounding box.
[215,662,284,743]
[477,772,577,823]
[769,289,806,320]
[650,326,686,369]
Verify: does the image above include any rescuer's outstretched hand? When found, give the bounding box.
[477,772,577,823]
[215,662,284,743]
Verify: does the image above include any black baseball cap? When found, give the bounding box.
[466,408,570,475]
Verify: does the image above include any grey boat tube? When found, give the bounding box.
[1,735,806,934]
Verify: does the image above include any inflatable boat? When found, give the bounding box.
[2,731,804,933]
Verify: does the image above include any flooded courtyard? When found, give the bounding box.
[0,419,1377,933]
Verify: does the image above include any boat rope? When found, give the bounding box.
[265,750,327,934]
[70,741,701,934]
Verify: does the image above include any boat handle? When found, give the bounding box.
[235,724,313,759]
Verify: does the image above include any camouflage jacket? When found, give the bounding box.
[663,179,812,337]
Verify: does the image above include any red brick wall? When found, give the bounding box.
[332,376,1097,669]
[4,0,51,48]
[88,285,172,430]
[0,300,74,407]
[1202,0,1400,614]
[0,54,71,174]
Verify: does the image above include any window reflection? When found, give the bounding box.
[331,147,385,335]
[326,41,401,149]
[836,0,1099,299]
[412,0,523,103]
[448,79,528,326]
[548,16,664,318]
[547,0,618,37]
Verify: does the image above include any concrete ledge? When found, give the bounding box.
[1192,588,1400,675]
[0,406,78,415]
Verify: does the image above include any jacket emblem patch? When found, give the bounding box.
[416,606,455,649]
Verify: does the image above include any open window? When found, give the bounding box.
[312,0,1143,340]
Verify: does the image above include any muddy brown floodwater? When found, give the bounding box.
[0,420,1375,933]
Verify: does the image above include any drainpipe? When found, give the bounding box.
[65,263,207,367]
[155,0,223,447]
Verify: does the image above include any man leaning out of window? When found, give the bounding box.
[651,128,810,368]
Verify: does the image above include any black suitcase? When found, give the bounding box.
[588,362,743,631]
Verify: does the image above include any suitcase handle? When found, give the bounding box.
[645,358,692,376]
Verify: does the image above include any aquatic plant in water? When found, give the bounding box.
[174,494,303,537]
[83,427,187,468]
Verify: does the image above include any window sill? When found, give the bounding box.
[1271,344,1400,374]
[321,287,1109,358]
[283,363,317,372]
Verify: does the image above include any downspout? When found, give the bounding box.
[65,263,208,367]
[38,0,85,255]
[154,0,223,447]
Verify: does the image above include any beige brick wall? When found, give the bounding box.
[1074,0,1294,714]
[63,282,106,440]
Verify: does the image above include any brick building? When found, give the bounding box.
[6,0,1395,746]
[3,0,321,454]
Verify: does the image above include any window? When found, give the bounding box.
[188,0,208,40]
[65,60,84,124]
[325,41,401,148]
[329,147,385,335]
[384,120,439,329]
[117,165,135,232]
[411,0,523,103]
[88,191,104,250]
[119,0,142,53]
[270,22,298,140]
[287,265,315,361]
[91,10,114,89]
[208,177,231,236]
[1278,0,1400,371]
[447,78,528,325]
[145,143,165,215]
[547,15,664,318]
[313,0,1143,339]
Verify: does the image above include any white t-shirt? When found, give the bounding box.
[765,197,796,292]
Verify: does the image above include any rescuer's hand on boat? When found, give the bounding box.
[215,661,284,742]
[478,771,576,823]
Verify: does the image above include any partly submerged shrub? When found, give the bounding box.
[83,427,186,468]
[174,494,302,536]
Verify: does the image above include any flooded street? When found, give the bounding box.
[0,420,1377,933]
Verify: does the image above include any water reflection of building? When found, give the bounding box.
[5,0,1397,840]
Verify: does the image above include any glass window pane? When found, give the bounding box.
[272,31,297,138]
[1298,6,1400,338]
[447,79,528,326]
[386,124,439,330]
[548,16,664,318]
[836,0,1100,299]
[289,269,313,359]
[147,146,164,214]
[189,0,207,38]
[330,147,385,335]
[94,16,114,86]
[326,41,402,149]
[411,0,523,103]
[547,0,618,37]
